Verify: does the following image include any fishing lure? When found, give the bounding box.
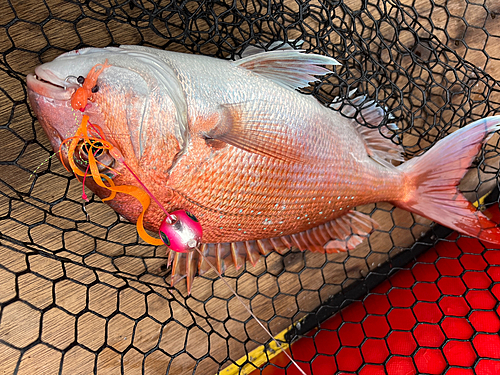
[71,59,111,111]
[63,113,203,252]
[107,139,204,252]
[63,60,306,375]
[66,59,202,251]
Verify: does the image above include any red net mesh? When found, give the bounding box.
[253,222,500,373]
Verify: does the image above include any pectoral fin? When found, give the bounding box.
[205,101,308,162]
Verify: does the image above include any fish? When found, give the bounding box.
[26,45,500,290]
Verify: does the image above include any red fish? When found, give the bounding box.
[26,46,500,290]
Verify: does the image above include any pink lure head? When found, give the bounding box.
[159,210,203,253]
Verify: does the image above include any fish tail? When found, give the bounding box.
[394,116,500,244]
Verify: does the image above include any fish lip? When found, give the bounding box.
[26,66,79,100]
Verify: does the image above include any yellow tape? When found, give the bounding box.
[472,191,491,210]
[218,319,303,375]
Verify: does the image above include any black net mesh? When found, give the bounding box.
[1,0,499,374]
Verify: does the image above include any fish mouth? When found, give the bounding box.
[26,66,79,100]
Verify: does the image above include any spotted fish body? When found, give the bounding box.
[26,45,500,289]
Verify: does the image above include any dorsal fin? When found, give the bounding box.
[232,50,340,91]
[167,211,378,293]
[238,40,304,59]
[331,94,404,167]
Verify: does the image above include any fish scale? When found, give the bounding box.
[26,45,500,290]
[172,142,403,243]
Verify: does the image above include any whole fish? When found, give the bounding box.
[26,45,500,289]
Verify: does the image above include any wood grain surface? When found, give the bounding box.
[1,1,499,374]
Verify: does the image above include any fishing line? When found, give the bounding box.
[122,160,171,218]
[107,146,172,219]
[194,246,307,375]
[28,150,61,180]
[109,139,306,373]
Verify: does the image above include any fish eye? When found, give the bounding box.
[185,211,199,222]
[81,141,104,158]
[77,76,85,84]
[159,231,171,246]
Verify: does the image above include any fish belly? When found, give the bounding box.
[174,153,402,243]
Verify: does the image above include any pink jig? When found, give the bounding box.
[108,146,203,252]
[158,211,203,253]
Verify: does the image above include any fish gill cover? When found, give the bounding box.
[0,0,499,374]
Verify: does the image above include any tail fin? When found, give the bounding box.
[395,116,500,244]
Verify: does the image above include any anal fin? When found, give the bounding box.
[230,242,247,270]
[244,240,262,266]
[166,211,378,293]
[291,211,378,253]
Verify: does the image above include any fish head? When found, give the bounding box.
[27,47,186,226]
